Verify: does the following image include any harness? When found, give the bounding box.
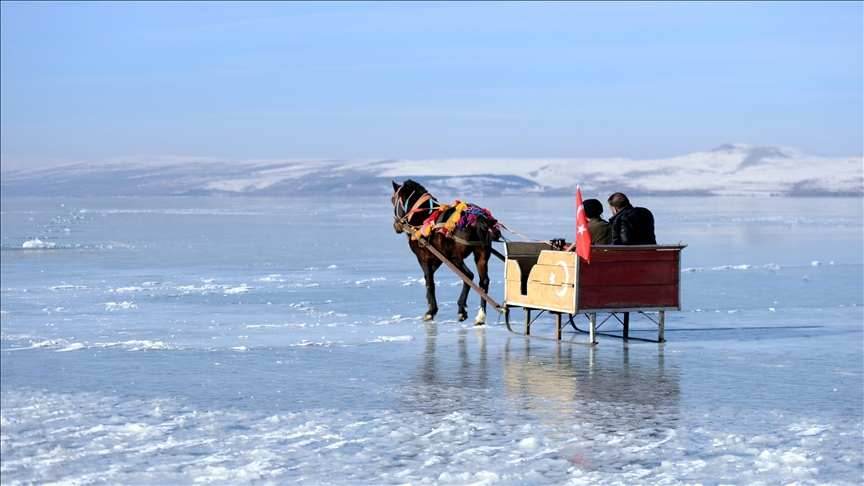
[393,185,500,246]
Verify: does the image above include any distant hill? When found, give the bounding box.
[1,144,861,197]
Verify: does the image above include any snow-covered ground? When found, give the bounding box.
[2,143,861,197]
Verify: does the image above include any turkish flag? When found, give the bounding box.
[575,187,591,264]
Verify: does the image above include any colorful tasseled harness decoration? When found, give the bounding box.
[416,200,499,241]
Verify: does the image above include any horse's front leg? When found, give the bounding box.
[473,250,491,325]
[454,259,475,322]
[422,259,441,321]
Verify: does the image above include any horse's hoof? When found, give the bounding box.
[424,313,435,321]
[475,309,486,325]
[474,321,485,326]
[458,313,468,322]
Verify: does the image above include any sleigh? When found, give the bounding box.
[502,242,686,344]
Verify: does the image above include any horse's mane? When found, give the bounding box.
[400,179,428,196]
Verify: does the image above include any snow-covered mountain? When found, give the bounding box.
[1,144,861,197]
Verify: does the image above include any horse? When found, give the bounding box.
[391,179,501,325]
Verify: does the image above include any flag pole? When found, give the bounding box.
[576,185,579,245]
[565,185,581,253]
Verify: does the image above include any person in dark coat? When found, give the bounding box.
[582,198,612,245]
[607,193,656,245]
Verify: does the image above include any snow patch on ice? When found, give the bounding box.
[789,423,830,436]
[111,286,144,293]
[51,284,89,290]
[105,301,137,310]
[23,238,56,249]
[104,340,173,351]
[518,437,540,451]
[224,284,251,294]
[374,315,419,325]
[289,340,333,347]
[712,264,752,270]
[368,335,414,343]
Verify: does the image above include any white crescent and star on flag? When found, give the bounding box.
[576,202,587,235]
[575,186,592,264]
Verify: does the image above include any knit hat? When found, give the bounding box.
[583,199,603,219]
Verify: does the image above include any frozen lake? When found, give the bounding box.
[1,195,862,485]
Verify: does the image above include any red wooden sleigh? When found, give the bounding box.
[502,242,686,344]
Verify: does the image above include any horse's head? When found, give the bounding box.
[391,180,435,233]
[391,181,407,233]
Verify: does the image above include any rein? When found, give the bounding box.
[497,222,554,246]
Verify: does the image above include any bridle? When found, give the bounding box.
[392,184,439,228]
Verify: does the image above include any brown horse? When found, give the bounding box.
[391,180,501,324]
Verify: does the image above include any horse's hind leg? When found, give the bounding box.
[454,260,474,322]
[474,250,491,325]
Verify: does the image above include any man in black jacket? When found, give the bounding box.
[607,193,656,245]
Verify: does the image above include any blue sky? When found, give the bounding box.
[1,2,861,161]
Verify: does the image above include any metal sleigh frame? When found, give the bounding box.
[503,307,668,345]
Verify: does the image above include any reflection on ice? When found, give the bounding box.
[504,339,680,410]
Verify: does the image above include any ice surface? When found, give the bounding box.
[1,196,862,484]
